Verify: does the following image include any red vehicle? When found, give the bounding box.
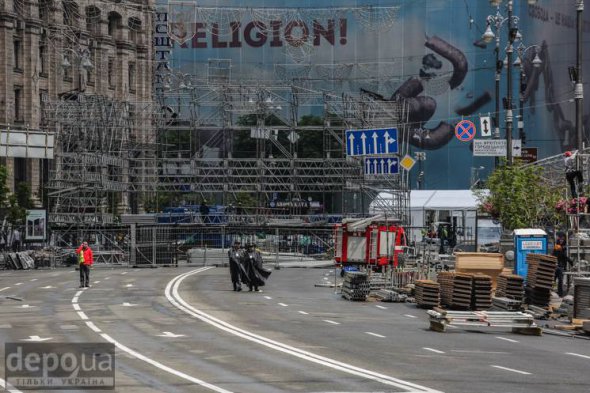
[334,215,407,268]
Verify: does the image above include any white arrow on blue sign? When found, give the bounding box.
[346,128,398,156]
[364,157,399,175]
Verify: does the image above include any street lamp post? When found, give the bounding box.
[576,0,584,151]
[61,47,93,92]
[515,44,542,147]
[483,0,538,165]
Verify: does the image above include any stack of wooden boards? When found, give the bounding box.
[525,254,557,308]
[341,271,370,301]
[495,273,525,301]
[437,272,492,310]
[415,280,440,308]
[573,278,590,319]
[454,252,504,291]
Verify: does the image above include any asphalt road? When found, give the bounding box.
[0,265,589,393]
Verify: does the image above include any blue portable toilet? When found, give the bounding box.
[513,228,548,278]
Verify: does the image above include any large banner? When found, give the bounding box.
[25,210,47,241]
[155,0,590,189]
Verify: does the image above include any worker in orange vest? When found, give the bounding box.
[76,242,94,288]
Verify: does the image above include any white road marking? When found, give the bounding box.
[375,305,387,309]
[15,283,22,286]
[0,324,12,328]
[105,277,110,280]
[94,281,101,284]
[365,332,386,338]
[98,332,232,393]
[72,297,79,303]
[491,365,531,375]
[18,304,35,309]
[121,272,128,275]
[298,311,309,315]
[85,321,102,333]
[278,302,288,307]
[404,314,417,318]
[0,287,10,292]
[323,320,340,325]
[496,336,519,343]
[158,331,186,338]
[21,336,52,342]
[566,352,590,360]
[40,286,55,289]
[122,302,137,307]
[75,290,83,297]
[72,266,232,393]
[452,350,509,354]
[423,347,445,354]
[77,311,88,320]
[125,284,133,288]
[72,303,81,311]
[166,268,442,393]
[264,296,272,300]
[0,376,23,393]
[30,279,38,282]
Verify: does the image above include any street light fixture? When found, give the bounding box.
[514,43,542,147]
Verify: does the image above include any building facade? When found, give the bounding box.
[0,0,154,211]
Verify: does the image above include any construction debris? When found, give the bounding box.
[525,254,557,308]
[415,280,440,308]
[496,273,525,302]
[491,296,522,311]
[373,289,407,303]
[574,278,590,319]
[341,271,370,301]
[427,308,540,335]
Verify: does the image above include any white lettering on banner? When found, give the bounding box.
[521,240,543,250]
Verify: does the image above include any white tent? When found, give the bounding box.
[370,190,487,242]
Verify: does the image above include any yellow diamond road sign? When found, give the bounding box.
[400,155,416,171]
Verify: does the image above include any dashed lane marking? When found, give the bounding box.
[73,304,81,311]
[278,303,288,307]
[495,336,519,343]
[14,283,22,286]
[298,311,309,315]
[323,320,340,325]
[491,365,531,375]
[30,279,38,282]
[94,281,101,284]
[121,272,128,275]
[77,311,88,320]
[85,321,102,333]
[264,296,272,300]
[375,305,387,310]
[365,332,386,338]
[423,348,445,354]
[0,287,10,292]
[404,314,417,318]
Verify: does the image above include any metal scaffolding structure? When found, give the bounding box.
[156,64,411,223]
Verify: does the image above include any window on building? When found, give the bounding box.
[86,6,101,35]
[14,158,27,187]
[108,12,122,37]
[14,88,22,122]
[108,58,115,88]
[39,39,47,75]
[13,40,21,70]
[128,17,142,44]
[128,63,136,93]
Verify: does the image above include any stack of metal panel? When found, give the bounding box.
[574,278,590,319]
[525,254,557,308]
[471,273,492,310]
[427,308,536,332]
[415,280,440,308]
[491,296,522,311]
[496,273,525,301]
[369,275,391,290]
[341,271,370,301]
[373,289,407,302]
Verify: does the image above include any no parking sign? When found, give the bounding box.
[455,120,476,142]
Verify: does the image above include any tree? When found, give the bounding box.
[476,161,562,231]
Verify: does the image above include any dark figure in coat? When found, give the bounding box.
[553,243,573,297]
[242,244,271,291]
[228,242,244,291]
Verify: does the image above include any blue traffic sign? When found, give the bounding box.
[364,157,399,175]
[346,128,398,156]
[455,120,476,142]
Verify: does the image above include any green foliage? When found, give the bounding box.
[233,192,257,208]
[6,195,25,225]
[476,161,562,231]
[15,182,33,209]
[0,166,9,208]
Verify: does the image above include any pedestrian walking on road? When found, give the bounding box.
[76,242,94,288]
[242,244,271,292]
[564,151,583,198]
[228,241,244,291]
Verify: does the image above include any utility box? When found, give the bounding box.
[513,228,547,278]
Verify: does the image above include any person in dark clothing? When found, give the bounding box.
[228,241,244,291]
[242,244,271,292]
[552,243,573,297]
[564,151,583,198]
[199,201,210,223]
